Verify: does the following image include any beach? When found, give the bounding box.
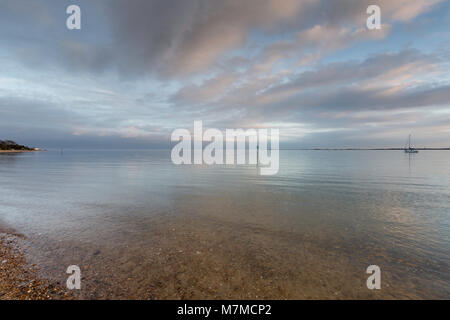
[0,225,70,300]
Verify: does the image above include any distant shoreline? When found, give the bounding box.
[0,150,42,153]
[0,140,43,153]
[1,148,448,153]
[281,148,450,151]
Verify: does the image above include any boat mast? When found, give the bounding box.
[409,134,411,149]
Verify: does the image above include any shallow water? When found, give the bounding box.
[0,150,449,299]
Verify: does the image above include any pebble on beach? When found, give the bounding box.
[0,232,71,300]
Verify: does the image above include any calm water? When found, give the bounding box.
[0,150,449,299]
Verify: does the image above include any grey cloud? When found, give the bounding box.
[99,0,443,77]
[102,0,311,77]
[1,0,444,78]
[0,96,83,130]
[1,0,449,148]
[166,48,450,141]
[264,50,430,94]
[0,95,171,148]
[172,49,443,116]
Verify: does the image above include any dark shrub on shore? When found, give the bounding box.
[0,140,33,150]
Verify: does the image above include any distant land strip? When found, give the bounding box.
[281,148,450,150]
[0,140,41,152]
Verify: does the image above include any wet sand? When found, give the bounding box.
[0,226,71,300]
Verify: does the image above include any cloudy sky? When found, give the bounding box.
[1,0,449,148]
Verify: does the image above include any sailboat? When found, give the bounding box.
[404,134,419,153]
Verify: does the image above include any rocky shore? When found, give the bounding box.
[0,227,71,300]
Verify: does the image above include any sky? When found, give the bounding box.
[0,0,449,149]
